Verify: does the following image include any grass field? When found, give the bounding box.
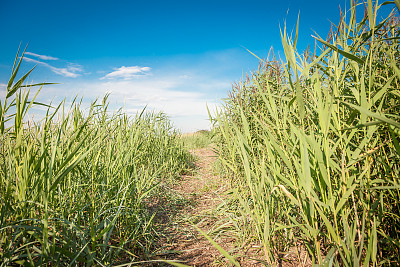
[182,130,214,150]
[1,1,400,266]
[0,50,194,265]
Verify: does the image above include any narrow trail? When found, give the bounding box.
[151,146,265,266]
[155,146,232,266]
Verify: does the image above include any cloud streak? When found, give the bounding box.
[23,57,83,78]
[25,52,59,60]
[101,66,151,80]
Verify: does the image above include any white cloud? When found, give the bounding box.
[66,63,83,73]
[23,57,83,78]
[25,52,59,60]
[0,83,7,99]
[89,76,224,132]
[179,74,192,79]
[101,66,151,80]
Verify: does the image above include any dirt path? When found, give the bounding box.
[150,146,267,266]
[153,146,233,266]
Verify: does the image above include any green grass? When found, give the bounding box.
[182,130,213,150]
[2,1,400,266]
[0,49,193,265]
[212,1,400,265]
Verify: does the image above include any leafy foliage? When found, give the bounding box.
[213,1,400,265]
[0,50,193,265]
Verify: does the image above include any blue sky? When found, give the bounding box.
[0,0,395,132]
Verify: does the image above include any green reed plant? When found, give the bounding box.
[213,1,400,265]
[0,49,193,265]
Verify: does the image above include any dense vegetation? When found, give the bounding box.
[182,130,214,150]
[0,51,193,265]
[2,1,400,266]
[213,1,400,265]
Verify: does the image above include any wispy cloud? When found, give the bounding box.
[66,63,83,73]
[23,57,83,78]
[0,83,7,99]
[101,66,151,80]
[25,52,59,60]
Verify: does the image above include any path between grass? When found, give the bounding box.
[153,146,233,266]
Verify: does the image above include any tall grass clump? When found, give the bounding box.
[213,1,400,265]
[182,130,214,150]
[0,49,192,265]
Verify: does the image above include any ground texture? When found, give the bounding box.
[150,146,268,266]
